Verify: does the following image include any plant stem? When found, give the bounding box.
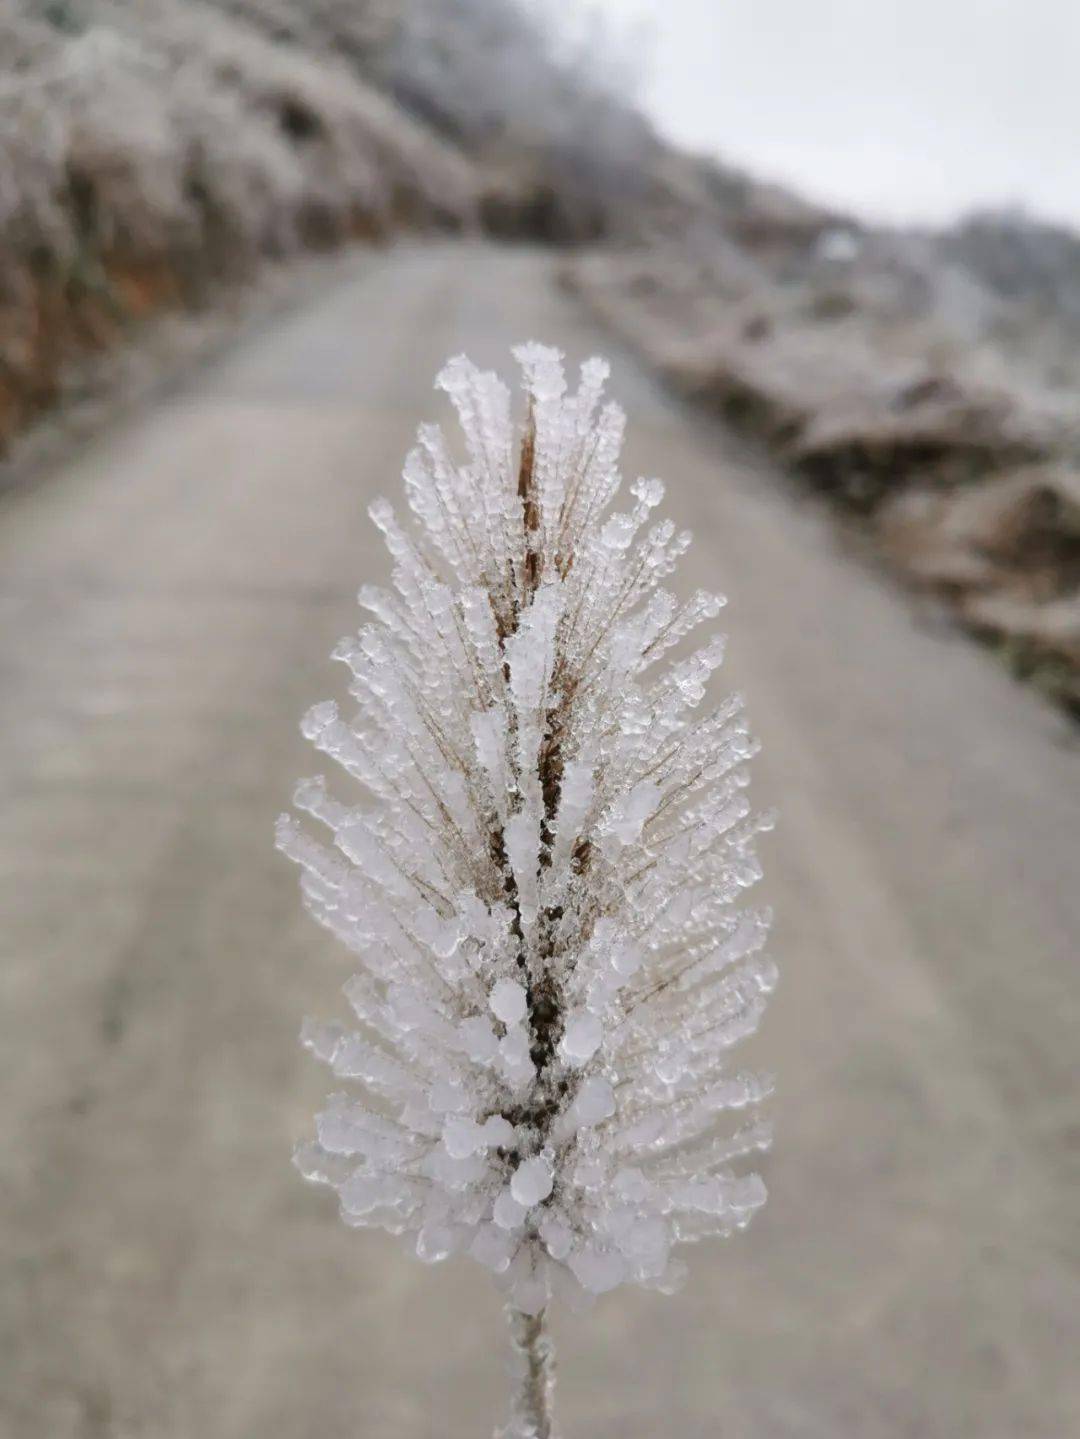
[496,1305,558,1438]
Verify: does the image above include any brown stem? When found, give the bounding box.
[519,403,541,600]
[497,1306,558,1439]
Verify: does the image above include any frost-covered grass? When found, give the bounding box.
[0,0,477,450]
[279,347,775,1435]
[566,217,1080,716]
[205,0,661,240]
[2,0,475,264]
[0,0,680,454]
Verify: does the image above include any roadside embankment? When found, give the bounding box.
[566,229,1080,717]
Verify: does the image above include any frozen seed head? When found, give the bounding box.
[280,345,775,1312]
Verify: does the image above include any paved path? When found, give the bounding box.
[2,244,1078,1439]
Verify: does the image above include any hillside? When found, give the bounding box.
[2,0,1078,714]
[567,208,1080,717]
[0,0,688,455]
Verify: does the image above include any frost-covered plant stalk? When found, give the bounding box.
[278,345,775,1437]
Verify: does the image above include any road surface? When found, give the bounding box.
[2,244,1078,1439]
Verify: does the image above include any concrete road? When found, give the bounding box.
[2,244,1078,1439]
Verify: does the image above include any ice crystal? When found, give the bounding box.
[279,345,776,1317]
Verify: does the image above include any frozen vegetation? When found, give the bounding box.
[567,202,1080,718]
[204,0,660,240]
[0,0,479,450]
[4,0,1076,711]
[278,346,775,1435]
[0,0,668,454]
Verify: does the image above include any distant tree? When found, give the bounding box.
[944,208,1080,324]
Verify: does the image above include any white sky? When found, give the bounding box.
[575,0,1080,229]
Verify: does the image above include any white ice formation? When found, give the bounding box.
[278,344,776,1313]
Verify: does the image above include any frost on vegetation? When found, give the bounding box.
[0,0,480,450]
[280,345,776,1313]
[0,0,475,290]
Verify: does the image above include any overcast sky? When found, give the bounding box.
[577,0,1080,230]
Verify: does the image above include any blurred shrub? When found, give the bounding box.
[943,210,1080,325]
[203,0,664,245]
[0,0,477,448]
[567,233,1080,715]
[0,0,690,449]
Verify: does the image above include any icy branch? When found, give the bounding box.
[281,346,776,1319]
[497,1307,559,1439]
